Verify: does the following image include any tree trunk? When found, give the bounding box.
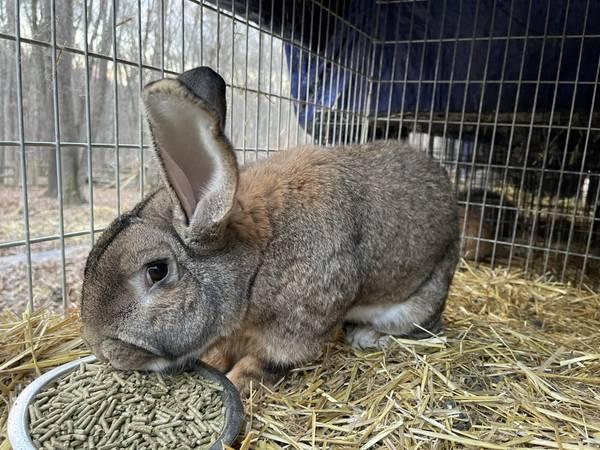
[46,0,83,204]
[31,0,58,197]
[28,0,59,197]
[2,0,17,186]
[47,148,58,195]
[62,148,82,204]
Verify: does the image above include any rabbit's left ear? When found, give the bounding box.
[142,67,238,247]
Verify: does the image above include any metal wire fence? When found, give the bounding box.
[370,0,600,289]
[0,0,598,314]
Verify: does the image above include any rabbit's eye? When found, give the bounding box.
[146,262,169,285]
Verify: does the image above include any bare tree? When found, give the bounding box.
[0,0,17,183]
[27,0,55,191]
[1,0,303,195]
[45,0,83,204]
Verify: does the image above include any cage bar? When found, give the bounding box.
[12,0,34,311]
[49,0,68,311]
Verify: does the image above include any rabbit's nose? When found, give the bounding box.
[95,351,109,363]
[82,336,108,362]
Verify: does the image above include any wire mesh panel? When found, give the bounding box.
[0,0,598,315]
[371,0,600,288]
[0,0,372,314]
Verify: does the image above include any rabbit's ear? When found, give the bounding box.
[142,67,238,243]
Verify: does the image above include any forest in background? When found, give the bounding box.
[0,0,310,208]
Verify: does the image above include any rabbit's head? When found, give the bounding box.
[81,67,255,371]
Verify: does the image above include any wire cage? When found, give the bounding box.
[0,0,599,315]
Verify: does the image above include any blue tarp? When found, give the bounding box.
[216,1,600,130]
[371,0,600,117]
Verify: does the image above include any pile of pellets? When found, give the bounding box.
[28,362,225,449]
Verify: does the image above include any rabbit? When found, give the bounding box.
[457,189,516,261]
[458,205,494,261]
[81,66,460,392]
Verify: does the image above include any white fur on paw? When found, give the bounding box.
[345,326,391,349]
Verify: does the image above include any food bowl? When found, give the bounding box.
[7,355,244,450]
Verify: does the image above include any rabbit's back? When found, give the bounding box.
[338,142,458,300]
[237,141,458,329]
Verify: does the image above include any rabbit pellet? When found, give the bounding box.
[28,362,224,450]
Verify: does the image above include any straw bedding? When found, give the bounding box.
[1,262,599,449]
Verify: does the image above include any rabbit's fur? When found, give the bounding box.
[81,67,459,390]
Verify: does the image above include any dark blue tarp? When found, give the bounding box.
[216,1,600,131]
[371,0,600,117]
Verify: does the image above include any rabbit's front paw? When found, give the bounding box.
[226,355,263,394]
[345,324,391,350]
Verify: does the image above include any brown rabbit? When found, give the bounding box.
[81,67,460,391]
[459,205,494,261]
[457,189,516,262]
